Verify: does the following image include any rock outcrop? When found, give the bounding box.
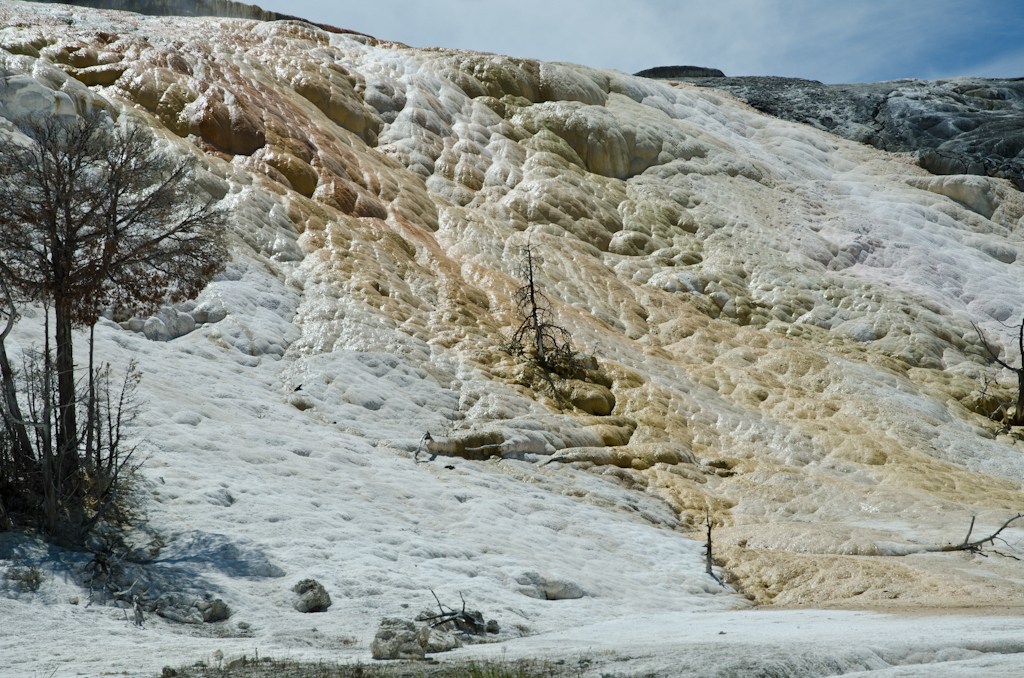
[634,66,725,79]
[155,593,231,623]
[370,618,431,660]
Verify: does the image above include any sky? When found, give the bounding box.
[253,0,1024,84]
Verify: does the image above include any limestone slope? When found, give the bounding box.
[3,2,1024,654]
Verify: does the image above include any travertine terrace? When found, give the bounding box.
[4,1,1024,674]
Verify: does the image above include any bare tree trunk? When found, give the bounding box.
[0,278,32,467]
[54,301,78,469]
[705,509,714,576]
[41,307,57,533]
[85,325,96,472]
[0,493,12,530]
[1015,369,1024,426]
[1015,323,1024,426]
[0,341,32,498]
[525,248,544,364]
[0,345,31,458]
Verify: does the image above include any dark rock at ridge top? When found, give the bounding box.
[635,65,726,79]
[680,75,1024,190]
[39,0,375,39]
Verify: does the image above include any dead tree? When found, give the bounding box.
[703,508,723,586]
[0,110,225,540]
[502,243,587,400]
[503,244,579,369]
[972,320,1024,426]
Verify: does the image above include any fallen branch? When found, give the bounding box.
[422,589,485,633]
[421,589,464,627]
[926,513,1024,553]
[416,431,509,462]
[109,577,141,601]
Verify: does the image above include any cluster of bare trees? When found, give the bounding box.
[0,110,226,541]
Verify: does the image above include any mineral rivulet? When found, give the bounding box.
[4,1,1024,675]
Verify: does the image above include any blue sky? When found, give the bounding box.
[254,0,1024,83]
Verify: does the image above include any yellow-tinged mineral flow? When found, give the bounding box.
[4,3,1024,610]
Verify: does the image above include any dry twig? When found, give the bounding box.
[926,513,1024,553]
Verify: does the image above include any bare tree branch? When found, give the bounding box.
[926,513,1024,553]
